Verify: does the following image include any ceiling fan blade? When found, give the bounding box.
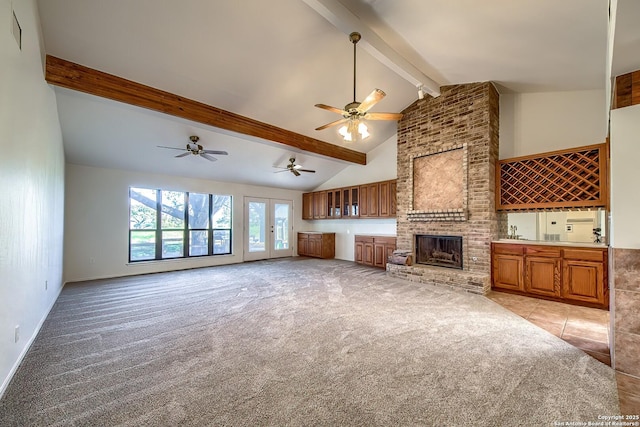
[365,112,404,121]
[292,169,301,177]
[175,152,190,158]
[274,169,289,173]
[315,104,347,115]
[200,153,217,162]
[157,145,186,151]
[316,117,349,131]
[298,169,316,173]
[203,150,228,155]
[357,89,386,113]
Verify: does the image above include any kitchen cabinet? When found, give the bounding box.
[342,187,360,218]
[492,244,524,292]
[302,192,313,220]
[355,235,396,269]
[562,249,606,306]
[312,191,327,219]
[364,183,379,217]
[524,246,561,298]
[379,180,391,217]
[327,189,341,219]
[298,232,335,259]
[302,180,395,220]
[491,242,608,309]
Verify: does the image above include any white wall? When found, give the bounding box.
[64,164,305,282]
[499,90,607,159]
[0,0,65,396]
[610,104,640,249]
[302,136,397,261]
[316,135,398,189]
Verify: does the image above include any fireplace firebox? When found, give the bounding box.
[415,235,463,269]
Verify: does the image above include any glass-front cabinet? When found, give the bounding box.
[340,186,359,218]
[325,186,360,218]
[327,189,341,218]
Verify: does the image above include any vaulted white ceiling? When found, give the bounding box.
[37,0,609,191]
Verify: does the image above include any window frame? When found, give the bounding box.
[128,187,232,262]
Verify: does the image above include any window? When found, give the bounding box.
[129,187,232,262]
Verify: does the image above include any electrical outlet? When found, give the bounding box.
[14,325,19,343]
[472,256,478,262]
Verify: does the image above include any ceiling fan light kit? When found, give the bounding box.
[314,32,402,142]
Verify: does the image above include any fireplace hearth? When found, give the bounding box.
[415,235,463,270]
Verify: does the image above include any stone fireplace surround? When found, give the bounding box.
[387,82,501,295]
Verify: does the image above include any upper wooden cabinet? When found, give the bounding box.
[303,180,396,220]
[327,189,341,219]
[497,143,608,211]
[302,193,313,220]
[312,191,327,219]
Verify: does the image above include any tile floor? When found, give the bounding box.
[487,291,611,366]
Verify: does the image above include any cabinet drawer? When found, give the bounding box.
[355,236,374,244]
[492,243,524,256]
[563,248,605,262]
[373,236,396,245]
[525,246,561,258]
[307,233,322,240]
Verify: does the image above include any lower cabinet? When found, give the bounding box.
[493,254,524,292]
[562,248,606,306]
[355,235,396,269]
[491,242,608,309]
[524,246,562,298]
[298,232,335,259]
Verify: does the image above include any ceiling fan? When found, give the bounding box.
[157,136,228,162]
[314,32,403,142]
[274,157,316,177]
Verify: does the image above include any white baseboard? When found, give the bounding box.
[0,282,65,399]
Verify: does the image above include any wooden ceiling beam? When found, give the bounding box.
[45,55,366,165]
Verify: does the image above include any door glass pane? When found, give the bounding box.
[130,230,155,261]
[161,191,185,229]
[189,193,209,229]
[248,202,266,252]
[189,230,208,256]
[162,230,184,258]
[274,203,289,250]
[213,229,231,254]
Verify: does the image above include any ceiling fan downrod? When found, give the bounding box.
[350,32,361,105]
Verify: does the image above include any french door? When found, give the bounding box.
[243,197,293,261]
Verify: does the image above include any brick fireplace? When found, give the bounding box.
[387,82,502,294]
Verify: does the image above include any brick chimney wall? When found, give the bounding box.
[388,82,502,294]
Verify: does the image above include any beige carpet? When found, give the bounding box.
[0,258,619,426]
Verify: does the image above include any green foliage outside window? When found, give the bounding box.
[129,187,232,262]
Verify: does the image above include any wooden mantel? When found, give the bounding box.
[44,55,366,165]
